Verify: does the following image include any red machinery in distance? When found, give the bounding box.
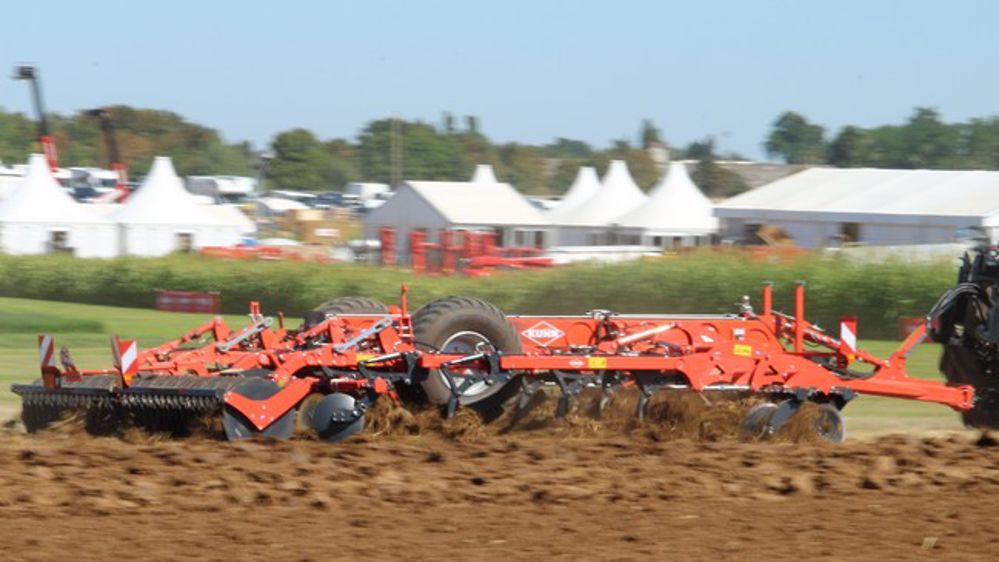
[379,227,397,266]
[13,66,58,173]
[398,228,553,276]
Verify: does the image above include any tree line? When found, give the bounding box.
[262,116,750,197]
[765,107,999,169]
[3,104,998,198]
[0,106,253,178]
[0,106,746,197]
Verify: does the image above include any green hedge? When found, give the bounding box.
[0,252,958,339]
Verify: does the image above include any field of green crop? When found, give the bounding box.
[0,251,960,339]
[0,296,966,437]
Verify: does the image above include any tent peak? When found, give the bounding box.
[471,164,498,184]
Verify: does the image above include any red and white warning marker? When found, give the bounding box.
[111,336,139,386]
[840,315,858,354]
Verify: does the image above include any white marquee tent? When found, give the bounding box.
[613,162,718,247]
[0,162,26,202]
[471,164,498,184]
[549,160,648,245]
[113,157,253,256]
[209,204,257,236]
[0,154,116,257]
[546,166,601,223]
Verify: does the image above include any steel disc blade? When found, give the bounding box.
[295,393,325,434]
[740,402,778,439]
[310,393,365,443]
[222,378,296,441]
[814,404,846,443]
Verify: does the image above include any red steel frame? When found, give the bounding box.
[35,284,976,433]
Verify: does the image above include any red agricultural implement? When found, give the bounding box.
[390,228,554,277]
[14,248,999,443]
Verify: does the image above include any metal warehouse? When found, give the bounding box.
[714,167,999,247]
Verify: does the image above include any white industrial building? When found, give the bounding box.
[548,160,648,245]
[612,162,718,248]
[363,176,550,264]
[715,167,999,247]
[0,154,117,257]
[113,157,254,256]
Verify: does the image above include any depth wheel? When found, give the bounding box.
[413,296,522,406]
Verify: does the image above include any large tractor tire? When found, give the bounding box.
[314,296,390,316]
[413,296,522,407]
[305,296,390,329]
[940,344,999,428]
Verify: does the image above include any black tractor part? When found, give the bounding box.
[928,246,999,428]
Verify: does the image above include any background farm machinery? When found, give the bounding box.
[14,248,999,443]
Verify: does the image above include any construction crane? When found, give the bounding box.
[85,108,130,202]
[12,65,58,173]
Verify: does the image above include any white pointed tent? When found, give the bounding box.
[549,160,648,245]
[209,204,257,236]
[613,162,718,247]
[546,166,601,221]
[471,164,498,184]
[113,156,253,256]
[0,154,116,257]
[555,161,647,226]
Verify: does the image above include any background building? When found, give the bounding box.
[715,167,999,247]
[364,178,550,264]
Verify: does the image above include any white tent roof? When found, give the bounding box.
[113,157,230,226]
[471,164,498,184]
[546,167,601,222]
[405,180,548,225]
[614,162,718,234]
[716,168,999,223]
[87,203,122,218]
[0,154,107,224]
[550,160,647,226]
[208,205,257,233]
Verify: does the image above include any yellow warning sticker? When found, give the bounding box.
[733,344,753,357]
[356,353,375,363]
[587,357,608,369]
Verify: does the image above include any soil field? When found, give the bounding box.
[0,393,997,561]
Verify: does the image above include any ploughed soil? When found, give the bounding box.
[0,391,997,561]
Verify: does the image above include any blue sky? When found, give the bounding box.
[1,0,997,159]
